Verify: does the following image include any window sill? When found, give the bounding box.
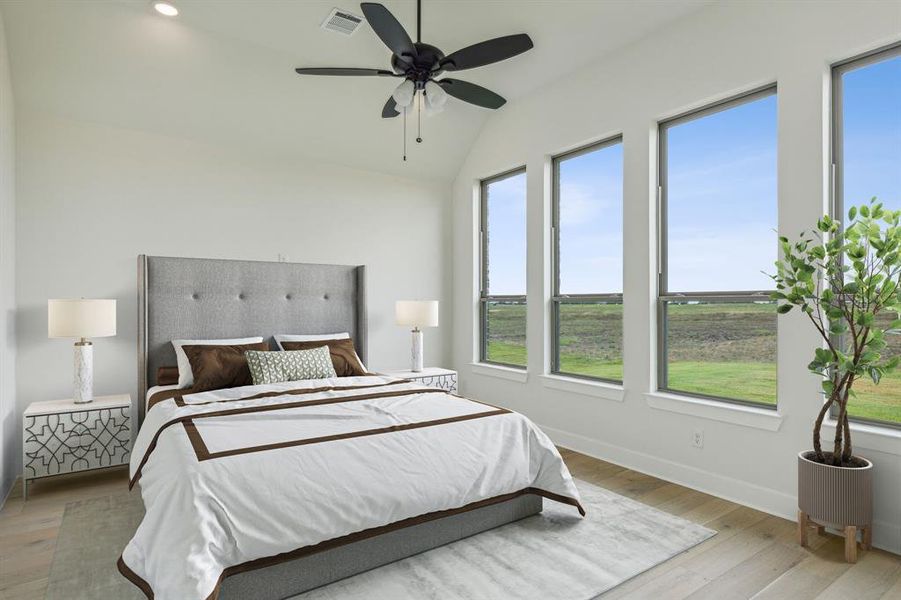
[469,363,529,383]
[644,391,783,432]
[540,374,625,402]
[822,418,901,456]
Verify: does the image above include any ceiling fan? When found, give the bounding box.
[294,0,533,119]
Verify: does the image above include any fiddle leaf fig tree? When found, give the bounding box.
[770,198,901,467]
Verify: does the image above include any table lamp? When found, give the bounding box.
[48,299,117,403]
[395,300,438,372]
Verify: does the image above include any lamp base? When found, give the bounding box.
[74,341,93,404]
[411,329,423,372]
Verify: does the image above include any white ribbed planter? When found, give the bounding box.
[798,451,873,528]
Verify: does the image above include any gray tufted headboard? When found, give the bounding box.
[137,255,367,423]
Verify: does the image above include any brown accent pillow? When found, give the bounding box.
[157,366,180,386]
[182,342,270,392]
[280,338,367,377]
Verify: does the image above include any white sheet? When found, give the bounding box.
[121,376,583,600]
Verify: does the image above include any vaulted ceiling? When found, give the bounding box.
[3,0,710,181]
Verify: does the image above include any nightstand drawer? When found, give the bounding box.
[382,368,458,394]
[23,398,132,482]
[414,372,457,393]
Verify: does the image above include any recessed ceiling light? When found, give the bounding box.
[153,1,178,17]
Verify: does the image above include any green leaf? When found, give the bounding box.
[829,321,848,335]
[856,312,875,327]
[848,206,857,220]
[777,304,793,314]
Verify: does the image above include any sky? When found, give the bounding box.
[484,52,900,297]
[842,54,901,219]
[666,92,777,292]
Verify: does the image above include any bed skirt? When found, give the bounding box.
[219,494,543,600]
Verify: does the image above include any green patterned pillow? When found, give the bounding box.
[245,346,337,385]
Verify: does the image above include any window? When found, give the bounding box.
[479,168,527,368]
[833,44,901,426]
[658,87,778,406]
[551,138,624,382]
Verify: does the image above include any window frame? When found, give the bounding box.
[479,166,528,369]
[831,42,901,429]
[657,84,778,409]
[550,136,624,383]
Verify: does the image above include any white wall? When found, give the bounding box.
[452,1,901,553]
[0,10,16,503]
[14,111,451,476]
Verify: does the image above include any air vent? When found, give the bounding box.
[321,8,364,36]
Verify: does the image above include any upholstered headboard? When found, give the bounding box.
[137,255,367,422]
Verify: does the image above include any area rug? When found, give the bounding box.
[46,480,714,600]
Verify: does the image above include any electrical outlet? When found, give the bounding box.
[692,429,704,448]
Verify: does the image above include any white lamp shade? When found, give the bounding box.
[424,80,448,109]
[48,299,117,339]
[395,300,439,328]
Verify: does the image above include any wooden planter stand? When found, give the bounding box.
[798,510,872,563]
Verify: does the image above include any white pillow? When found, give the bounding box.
[274,332,349,351]
[172,337,264,389]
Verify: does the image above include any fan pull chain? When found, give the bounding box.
[403,106,407,161]
[416,92,422,144]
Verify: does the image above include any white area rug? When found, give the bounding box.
[47,480,714,600]
[293,480,715,599]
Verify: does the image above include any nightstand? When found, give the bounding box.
[382,367,457,393]
[22,394,132,499]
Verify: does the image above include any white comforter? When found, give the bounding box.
[120,375,583,600]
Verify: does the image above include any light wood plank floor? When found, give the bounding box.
[0,450,898,599]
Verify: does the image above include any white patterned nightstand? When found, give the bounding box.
[22,394,132,499]
[382,367,458,393]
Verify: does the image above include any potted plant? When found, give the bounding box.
[770,198,900,562]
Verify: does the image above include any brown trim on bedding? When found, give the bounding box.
[171,378,410,408]
[182,420,211,459]
[129,386,446,489]
[185,408,510,461]
[116,487,586,600]
[147,387,192,411]
[117,556,155,599]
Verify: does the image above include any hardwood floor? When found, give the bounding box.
[0,451,898,599]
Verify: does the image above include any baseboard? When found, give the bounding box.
[541,423,901,555]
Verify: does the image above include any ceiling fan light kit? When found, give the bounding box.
[392,79,416,108]
[295,0,533,161]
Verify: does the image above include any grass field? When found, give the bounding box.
[484,301,901,424]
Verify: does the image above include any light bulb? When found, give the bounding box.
[153,1,178,16]
[424,81,448,109]
[423,100,444,117]
[392,80,415,108]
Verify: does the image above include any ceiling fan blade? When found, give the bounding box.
[294,67,396,76]
[439,34,533,72]
[438,79,506,109]
[360,3,417,63]
[381,95,400,118]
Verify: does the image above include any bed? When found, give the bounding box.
[120,255,583,600]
